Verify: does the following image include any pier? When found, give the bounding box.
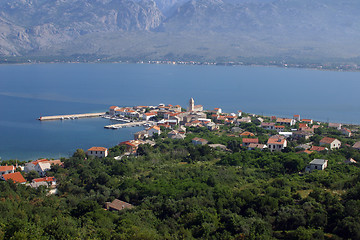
[104,121,150,129]
[38,112,106,121]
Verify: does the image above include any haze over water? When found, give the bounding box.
[1,63,359,160]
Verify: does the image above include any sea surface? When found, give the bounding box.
[0,63,360,160]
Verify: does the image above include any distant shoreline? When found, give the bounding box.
[1,58,360,72]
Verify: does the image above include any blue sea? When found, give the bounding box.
[0,63,359,160]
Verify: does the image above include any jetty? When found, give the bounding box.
[104,121,150,129]
[38,112,106,121]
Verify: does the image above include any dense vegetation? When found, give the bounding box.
[1,124,360,239]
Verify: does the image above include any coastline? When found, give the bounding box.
[1,58,360,73]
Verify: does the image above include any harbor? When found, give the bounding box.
[104,121,151,129]
[38,112,106,121]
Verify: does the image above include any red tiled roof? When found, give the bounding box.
[145,112,156,116]
[310,146,326,152]
[88,147,107,152]
[33,177,56,183]
[320,137,337,144]
[276,118,293,123]
[3,172,26,183]
[240,132,255,136]
[297,150,314,154]
[109,106,118,110]
[267,136,286,145]
[275,125,285,129]
[0,166,15,172]
[149,126,161,131]
[242,138,259,144]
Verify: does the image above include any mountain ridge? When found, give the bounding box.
[1,0,360,64]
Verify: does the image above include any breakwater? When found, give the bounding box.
[38,112,106,121]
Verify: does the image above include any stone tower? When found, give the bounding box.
[188,98,194,111]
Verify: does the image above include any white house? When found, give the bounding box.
[267,135,287,152]
[142,113,157,121]
[319,137,341,150]
[328,123,342,130]
[109,106,119,116]
[35,162,51,177]
[305,159,328,172]
[87,147,108,158]
[261,122,275,130]
[0,165,15,178]
[276,118,295,126]
[147,126,161,137]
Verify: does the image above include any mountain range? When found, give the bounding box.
[1,0,360,63]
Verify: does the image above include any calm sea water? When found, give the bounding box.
[0,63,359,160]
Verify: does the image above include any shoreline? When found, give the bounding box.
[1,59,360,73]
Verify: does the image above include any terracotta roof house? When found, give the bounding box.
[247,143,267,150]
[192,137,208,146]
[0,165,15,177]
[240,131,255,137]
[298,123,308,129]
[267,135,287,152]
[87,147,108,158]
[328,123,342,130]
[302,119,313,124]
[2,172,26,184]
[297,149,314,154]
[310,146,327,152]
[35,162,51,177]
[237,117,251,123]
[105,199,133,211]
[30,177,57,188]
[293,131,314,140]
[261,122,275,130]
[341,128,352,137]
[276,118,295,126]
[242,138,259,147]
[24,159,63,173]
[319,137,341,150]
[109,106,119,115]
[119,140,142,154]
[274,125,285,132]
[293,115,301,121]
[146,126,161,137]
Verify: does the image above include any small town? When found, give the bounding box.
[3,98,359,189]
[1,98,360,239]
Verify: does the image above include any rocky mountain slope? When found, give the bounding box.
[1,0,360,63]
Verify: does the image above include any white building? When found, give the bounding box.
[87,147,109,158]
[267,135,287,152]
[35,162,51,177]
[147,126,161,137]
[0,166,15,178]
[305,159,328,172]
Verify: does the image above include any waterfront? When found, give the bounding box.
[1,63,360,160]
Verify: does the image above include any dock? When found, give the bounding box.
[104,121,150,129]
[38,112,106,121]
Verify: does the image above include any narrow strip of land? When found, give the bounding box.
[38,112,106,121]
[104,121,149,129]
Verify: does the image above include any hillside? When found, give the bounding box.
[1,0,360,63]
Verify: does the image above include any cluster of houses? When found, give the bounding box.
[0,159,62,191]
[88,98,359,173]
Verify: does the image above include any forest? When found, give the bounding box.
[1,123,360,240]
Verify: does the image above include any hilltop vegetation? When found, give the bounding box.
[1,123,360,239]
